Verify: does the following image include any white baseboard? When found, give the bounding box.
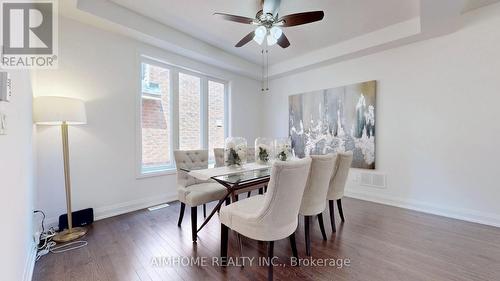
[43,190,500,229]
[45,194,178,228]
[93,194,178,221]
[23,243,37,281]
[345,189,500,228]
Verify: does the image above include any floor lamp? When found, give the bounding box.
[34,96,88,242]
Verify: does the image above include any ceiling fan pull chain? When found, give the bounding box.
[266,48,269,92]
[261,49,265,92]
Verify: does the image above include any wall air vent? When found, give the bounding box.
[359,172,386,188]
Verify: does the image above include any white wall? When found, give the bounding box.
[263,5,500,227]
[33,17,262,225]
[0,70,35,280]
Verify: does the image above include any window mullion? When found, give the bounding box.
[172,70,180,152]
[201,77,209,149]
[224,82,229,139]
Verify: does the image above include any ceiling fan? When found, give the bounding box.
[214,0,324,49]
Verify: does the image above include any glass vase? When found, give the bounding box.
[254,137,273,165]
[274,138,292,161]
[225,137,247,168]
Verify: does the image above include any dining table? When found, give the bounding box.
[180,162,272,234]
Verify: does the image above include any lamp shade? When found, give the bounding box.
[33,96,87,125]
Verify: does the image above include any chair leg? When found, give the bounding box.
[203,204,207,218]
[177,202,185,227]
[337,199,345,222]
[237,233,244,267]
[221,224,229,267]
[235,194,239,201]
[304,216,311,256]
[191,206,197,243]
[258,188,264,195]
[317,213,327,241]
[247,191,252,198]
[268,241,275,281]
[289,232,298,260]
[329,200,336,233]
[225,197,230,205]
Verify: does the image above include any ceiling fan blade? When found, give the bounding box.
[235,31,256,47]
[276,33,290,48]
[214,12,255,24]
[279,11,324,27]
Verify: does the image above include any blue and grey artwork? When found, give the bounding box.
[289,81,376,169]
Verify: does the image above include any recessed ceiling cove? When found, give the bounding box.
[108,0,420,64]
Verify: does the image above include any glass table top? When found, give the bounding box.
[212,167,271,185]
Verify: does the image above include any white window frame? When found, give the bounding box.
[136,55,229,178]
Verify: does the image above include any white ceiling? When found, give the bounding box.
[108,0,421,64]
[65,0,500,79]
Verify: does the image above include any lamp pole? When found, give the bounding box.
[52,121,87,242]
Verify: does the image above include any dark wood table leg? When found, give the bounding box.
[197,180,240,234]
[197,191,231,233]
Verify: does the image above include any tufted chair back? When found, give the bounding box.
[214,148,225,167]
[174,150,210,188]
[300,154,336,216]
[257,158,312,239]
[327,152,353,200]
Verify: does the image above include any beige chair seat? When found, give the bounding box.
[178,182,227,207]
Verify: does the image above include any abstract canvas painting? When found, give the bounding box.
[289,81,376,169]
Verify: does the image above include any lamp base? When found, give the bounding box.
[52,227,88,243]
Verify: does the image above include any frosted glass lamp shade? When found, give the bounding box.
[34,96,87,125]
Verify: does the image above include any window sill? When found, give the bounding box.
[136,168,177,179]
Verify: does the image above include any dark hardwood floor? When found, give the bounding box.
[33,197,500,281]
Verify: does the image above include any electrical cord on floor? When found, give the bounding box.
[34,210,88,261]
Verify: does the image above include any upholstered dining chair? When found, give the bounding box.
[219,158,312,281]
[327,151,353,232]
[299,154,336,256]
[174,150,227,243]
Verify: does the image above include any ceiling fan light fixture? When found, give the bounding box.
[270,26,283,40]
[253,26,267,45]
[266,34,277,46]
[254,35,265,45]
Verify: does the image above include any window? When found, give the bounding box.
[140,62,172,174]
[208,81,226,159]
[138,56,228,176]
[179,73,202,150]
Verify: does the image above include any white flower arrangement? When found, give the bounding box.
[275,142,292,161]
[256,143,271,164]
[225,138,247,167]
